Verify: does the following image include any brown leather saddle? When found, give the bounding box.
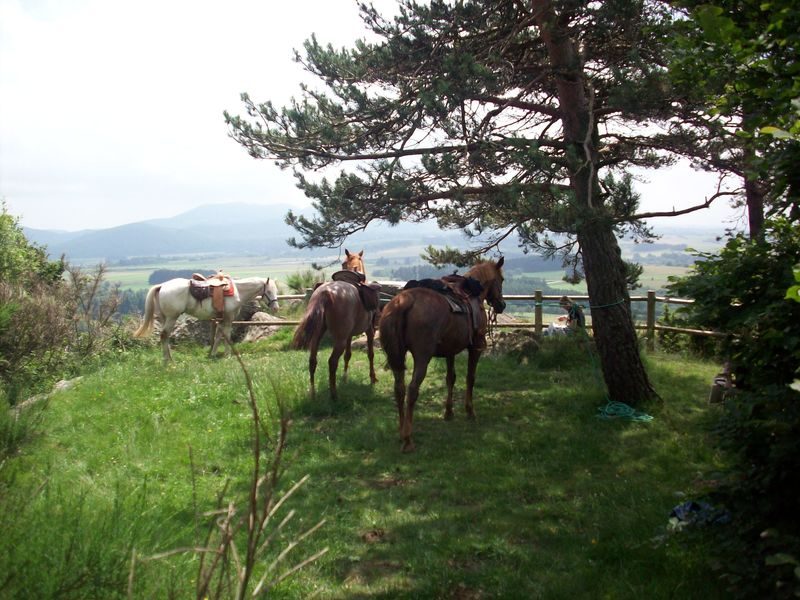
[331,270,382,312]
[404,275,486,346]
[189,272,234,317]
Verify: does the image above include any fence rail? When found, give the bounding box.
[238,288,721,350]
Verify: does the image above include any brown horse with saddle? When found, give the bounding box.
[292,250,381,400]
[379,257,506,452]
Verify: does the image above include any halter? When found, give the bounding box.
[262,280,279,310]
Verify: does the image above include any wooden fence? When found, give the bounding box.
[235,288,724,352]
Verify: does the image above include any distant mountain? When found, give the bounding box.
[24,202,723,263]
[23,202,465,261]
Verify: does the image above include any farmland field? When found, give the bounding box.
[106,255,691,295]
[106,255,340,291]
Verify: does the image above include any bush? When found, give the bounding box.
[668,217,800,597]
[0,280,76,404]
[285,269,323,293]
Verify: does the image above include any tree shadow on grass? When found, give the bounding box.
[264,346,724,598]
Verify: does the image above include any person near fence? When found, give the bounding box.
[544,295,585,336]
[558,296,585,331]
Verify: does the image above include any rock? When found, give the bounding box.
[242,312,287,342]
[488,329,541,360]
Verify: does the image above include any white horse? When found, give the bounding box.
[134,276,279,362]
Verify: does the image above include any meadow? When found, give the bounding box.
[1,329,729,598]
[106,254,689,298]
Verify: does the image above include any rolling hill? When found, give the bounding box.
[23,202,723,266]
[23,203,464,261]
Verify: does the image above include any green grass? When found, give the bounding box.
[1,335,728,598]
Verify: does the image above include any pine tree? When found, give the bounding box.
[224,0,700,405]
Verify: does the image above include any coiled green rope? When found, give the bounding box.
[596,401,653,422]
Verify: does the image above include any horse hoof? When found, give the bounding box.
[401,441,415,453]
[444,411,454,421]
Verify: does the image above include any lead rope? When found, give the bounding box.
[486,305,497,344]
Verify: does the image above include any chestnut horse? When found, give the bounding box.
[379,257,506,452]
[292,250,377,400]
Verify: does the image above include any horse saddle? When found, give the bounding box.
[331,270,381,312]
[189,273,235,316]
[404,275,482,312]
[404,275,485,346]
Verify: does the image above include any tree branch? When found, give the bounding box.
[618,189,740,222]
[469,94,561,118]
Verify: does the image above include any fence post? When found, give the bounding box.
[535,290,543,335]
[646,290,656,352]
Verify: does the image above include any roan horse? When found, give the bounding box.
[379,257,506,452]
[292,249,378,400]
[134,276,279,362]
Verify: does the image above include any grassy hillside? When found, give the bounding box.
[1,333,728,598]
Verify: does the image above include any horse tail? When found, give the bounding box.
[134,285,161,338]
[291,289,331,350]
[379,291,414,372]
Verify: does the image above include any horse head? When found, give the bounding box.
[261,278,280,313]
[469,256,506,314]
[343,249,366,277]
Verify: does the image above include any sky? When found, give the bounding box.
[0,0,746,234]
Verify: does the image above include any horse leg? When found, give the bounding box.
[328,338,347,401]
[444,354,456,421]
[392,367,406,437]
[402,353,431,453]
[465,347,482,419]
[208,320,219,357]
[342,337,352,382]
[308,337,319,401]
[220,319,234,357]
[160,316,177,363]
[366,325,377,385]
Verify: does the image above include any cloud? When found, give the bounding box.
[1,0,382,230]
[1,0,742,233]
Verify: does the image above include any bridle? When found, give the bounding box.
[262,279,279,310]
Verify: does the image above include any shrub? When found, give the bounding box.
[66,264,121,357]
[0,280,76,404]
[667,217,800,597]
[285,269,323,294]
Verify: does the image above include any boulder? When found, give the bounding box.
[242,312,287,343]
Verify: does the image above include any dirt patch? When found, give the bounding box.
[448,583,485,599]
[360,528,386,544]
[363,474,414,490]
[343,559,405,586]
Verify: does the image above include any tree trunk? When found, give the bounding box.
[533,0,657,405]
[742,113,765,240]
[745,174,765,239]
[579,223,656,402]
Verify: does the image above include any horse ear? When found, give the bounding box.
[496,256,505,268]
[359,250,364,257]
[345,249,351,257]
